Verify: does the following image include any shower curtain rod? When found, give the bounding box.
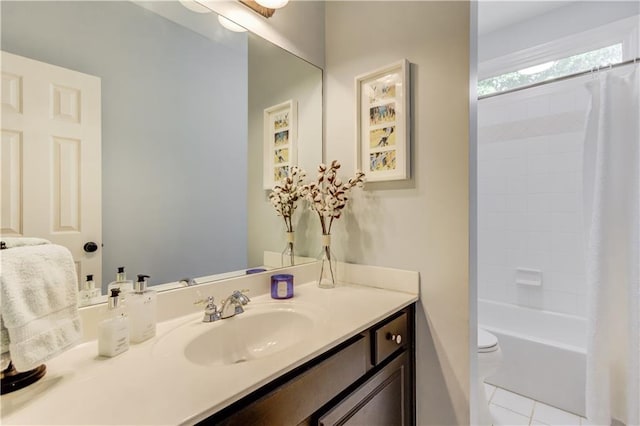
[478,57,640,100]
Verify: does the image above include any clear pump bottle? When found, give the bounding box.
[98,288,130,357]
[107,266,133,303]
[128,274,157,343]
[79,274,101,306]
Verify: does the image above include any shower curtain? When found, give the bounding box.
[583,67,639,426]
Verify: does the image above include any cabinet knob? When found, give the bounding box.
[386,332,402,345]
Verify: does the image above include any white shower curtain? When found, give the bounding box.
[583,67,640,426]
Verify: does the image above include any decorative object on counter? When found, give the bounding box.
[269,166,306,267]
[355,59,410,182]
[271,274,294,299]
[0,239,82,392]
[128,275,157,343]
[1,361,46,395]
[98,288,130,358]
[107,266,133,304]
[317,234,337,289]
[263,99,298,189]
[302,161,366,288]
[246,268,267,274]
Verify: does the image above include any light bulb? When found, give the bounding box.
[255,0,289,9]
[218,15,247,33]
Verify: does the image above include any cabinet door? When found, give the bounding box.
[317,351,411,426]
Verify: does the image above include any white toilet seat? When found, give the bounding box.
[478,328,498,353]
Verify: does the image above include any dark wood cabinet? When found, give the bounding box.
[316,351,411,426]
[200,304,415,426]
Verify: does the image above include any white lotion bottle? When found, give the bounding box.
[128,274,157,343]
[98,288,130,357]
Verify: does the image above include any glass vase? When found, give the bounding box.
[281,231,295,267]
[317,233,337,288]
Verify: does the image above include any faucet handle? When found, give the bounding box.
[233,289,250,305]
[204,296,217,312]
[202,296,221,322]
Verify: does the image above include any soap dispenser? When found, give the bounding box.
[98,288,130,357]
[107,266,133,303]
[79,274,101,306]
[128,274,157,343]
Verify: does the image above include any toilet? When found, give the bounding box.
[477,327,502,426]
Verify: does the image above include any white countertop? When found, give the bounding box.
[1,281,417,425]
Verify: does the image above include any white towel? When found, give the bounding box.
[1,317,10,370]
[1,237,53,370]
[1,237,51,249]
[0,244,82,371]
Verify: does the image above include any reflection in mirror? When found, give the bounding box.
[0,1,322,303]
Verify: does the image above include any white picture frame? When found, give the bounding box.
[263,99,298,189]
[355,59,410,182]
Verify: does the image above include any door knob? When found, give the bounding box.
[83,242,98,253]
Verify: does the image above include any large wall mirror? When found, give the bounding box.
[0,1,322,303]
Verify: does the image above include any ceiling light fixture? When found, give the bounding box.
[255,0,289,9]
[238,0,288,18]
[217,15,247,33]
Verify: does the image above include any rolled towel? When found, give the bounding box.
[0,244,82,371]
[1,237,51,249]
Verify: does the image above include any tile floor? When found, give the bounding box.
[485,383,587,426]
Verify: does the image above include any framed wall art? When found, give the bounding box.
[355,59,410,182]
[263,99,297,189]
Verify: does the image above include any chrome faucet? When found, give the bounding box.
[220,290,251,319]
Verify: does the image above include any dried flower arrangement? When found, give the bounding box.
[268,166,307,233]
[301,160,366,236]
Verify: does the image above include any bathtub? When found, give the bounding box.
[478,299,586,416]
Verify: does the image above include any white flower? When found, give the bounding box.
[300,161,365,235]
[268,166,306,232]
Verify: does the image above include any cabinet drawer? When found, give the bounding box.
[212,335,369,426]
[373,312,408,365]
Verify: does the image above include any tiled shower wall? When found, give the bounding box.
[477,80,591,318]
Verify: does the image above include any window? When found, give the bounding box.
[478,44,623,96]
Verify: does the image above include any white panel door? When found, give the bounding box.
[1,51,102,289]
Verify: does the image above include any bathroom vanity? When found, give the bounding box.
[0,263,419,425]
[206,305,415,425]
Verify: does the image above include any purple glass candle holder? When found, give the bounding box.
[271,274,294,299]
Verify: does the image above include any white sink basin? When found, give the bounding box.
[152,302,318,366]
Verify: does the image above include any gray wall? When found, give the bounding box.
[1,1,248,289]
[247,35,322,267]
[325,2,471,424]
